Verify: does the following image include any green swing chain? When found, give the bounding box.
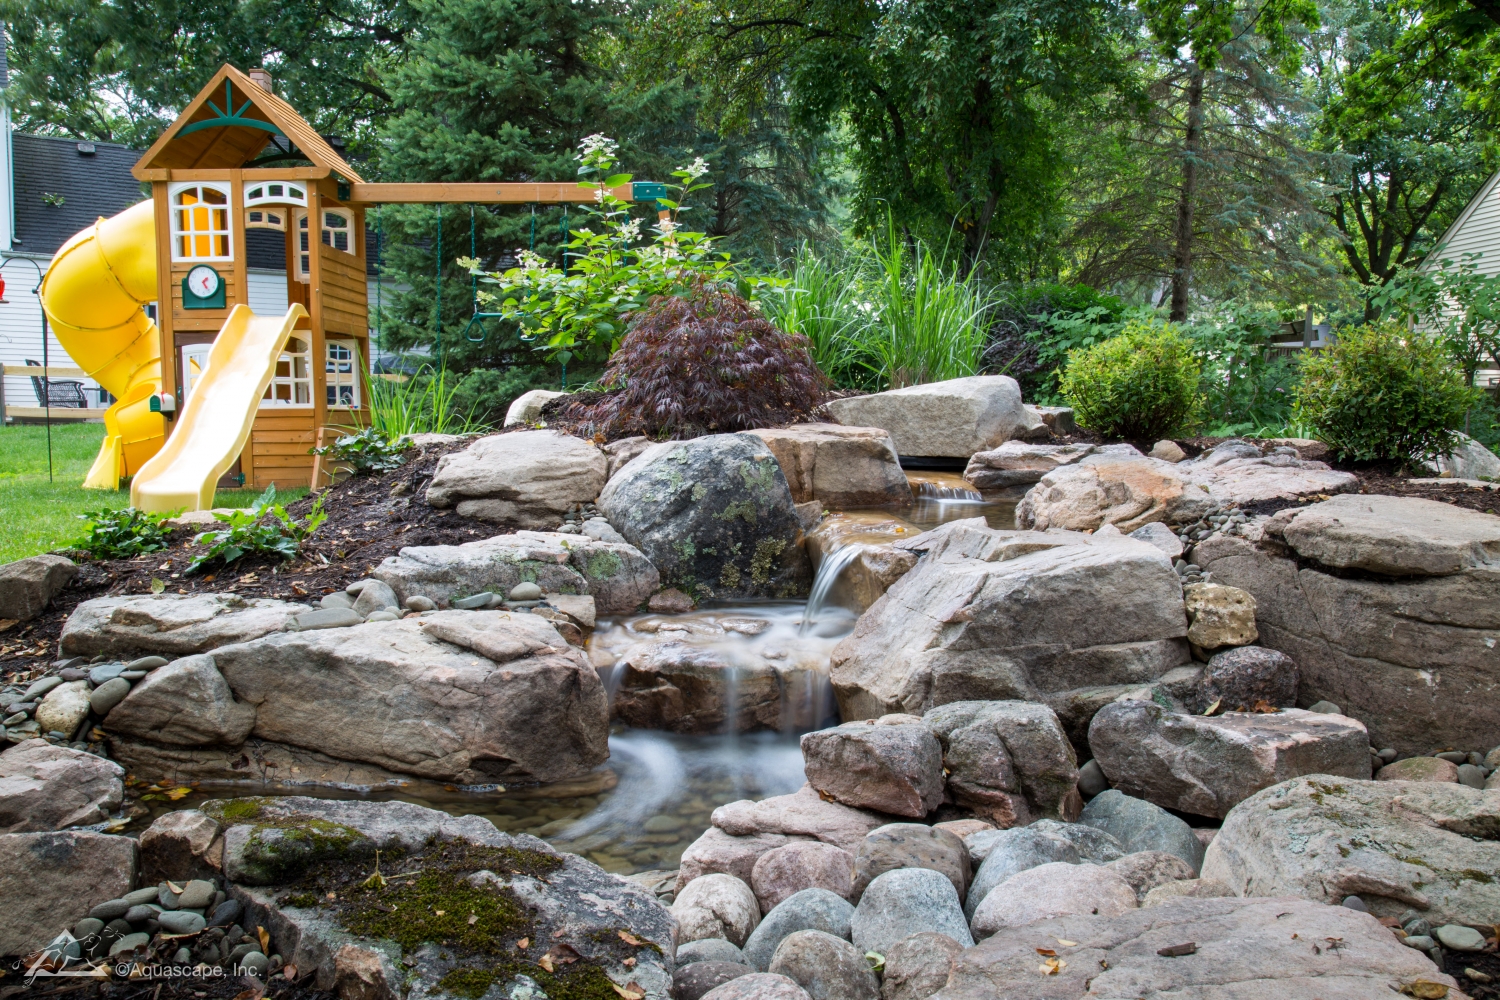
[560,203,569,389]
[434,204,443,367]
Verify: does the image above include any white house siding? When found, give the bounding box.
[246,269,290,316]
[1421,171,1500,388]
[0,252,105,414]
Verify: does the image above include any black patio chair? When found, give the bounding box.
[26,359,88,408]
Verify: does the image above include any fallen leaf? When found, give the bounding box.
[1378,917,1402,928]
[610,982,644,1000]
[1038,957,1062,976]
[434,910,445,917]
[538,955,554,973]
[618,930,643,947]
[1056,938,1077,947]
[1251,699,1279,714]
[1203,699,1222,717]
[623,958,636,968]
[1036,948,1057,957]
[1402,982,1450,999]
[167,880,185,894]
[165,787,192,800]
[150,578,166,594]
[283,964,297,981]
[542,944,579,967]
[1157,942,1196,957]
[257,926,270,954]
[516,938,529,950]
[468,914,479,926]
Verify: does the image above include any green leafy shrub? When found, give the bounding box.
[984,283,1127,401]
[1060,320,1201,440]
[188,485,327,574]
[1293,321,1478,464]
[73,506,177,559]
[313,427,411,474]
[557,284,827,439]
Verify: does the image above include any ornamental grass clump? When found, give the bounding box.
[1059,320,1201,440]
[557,284,828,440]
[1293,320,1477,465]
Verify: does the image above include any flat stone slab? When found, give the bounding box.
[824,375,1041,458]
[60,593,308,657]
[749,423,912,507]
[933,896,1458,1000]
[963,442,1096,490]
[1280,493,1500,576]
[1089,702,1370,818]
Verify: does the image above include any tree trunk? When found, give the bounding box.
[1169,67,1205,322]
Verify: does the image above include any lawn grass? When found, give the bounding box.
[0,422,305,563]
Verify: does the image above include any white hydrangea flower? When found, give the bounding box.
[684,156,710,180]
[619,219,642,241]
[519,249,547,272]
[657,219,678,236]
[577,133,618,160]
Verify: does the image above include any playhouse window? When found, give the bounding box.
[295,208,356,280]
[169,182,232,261]
[261,335,312,407]
[326,340,360,408]
[245,208,286,231]
[244,183,306,207]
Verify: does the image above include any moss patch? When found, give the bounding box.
[437,967,498,999]
[584,549,623,581]
[719,563,742,589]
[202,796,269,824]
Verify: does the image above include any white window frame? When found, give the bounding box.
[260,334,313,409]
[244,207,287,231]
[326,339,361,409]
[244,182,306,208]
[168,181,234,263]
[294,208,356,281]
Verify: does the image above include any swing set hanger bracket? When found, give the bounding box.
[346,180,660,205]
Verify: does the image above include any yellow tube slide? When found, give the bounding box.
[38,200,165,489]
[130,303,307,512]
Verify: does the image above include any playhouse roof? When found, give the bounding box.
[132,64,364,182]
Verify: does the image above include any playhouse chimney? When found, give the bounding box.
[248,67,274,92]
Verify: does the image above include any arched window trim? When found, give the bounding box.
[168,181,233,262]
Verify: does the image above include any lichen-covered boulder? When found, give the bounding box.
[598,433,811,599]
[374,530,658,615]
[215,797,674,1000]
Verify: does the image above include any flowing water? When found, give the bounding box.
[131,473,1029,874]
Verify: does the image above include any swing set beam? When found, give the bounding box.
[347,181,641,205]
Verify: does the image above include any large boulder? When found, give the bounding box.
[1195,495,1500,752]
[749,424,913,507]
[924,700,1079,828]
[769,929,879,1000]
[674,872,762,947]
[852,823,970,900]
[969,860,1138,940]
[1202,776,1500,924]
[59,593,307,657]
[852,868,974,955]
[801,721,945,818]
[103,653,256,746]
[0,830,137,956]
[374,530,658,615]
[711,785,890,854]
[0,739,123,832]
[963,442,1097,490]
[0,553,76,621]
[598,433,812,599]
[216,796,674,998]
[210,611,609,784]
[1078,790,1204,872]
[963,820,1126,920]
[424,429,607,527]
[137,809,222,883]
[824,376,1042,458]
[880,932,965,1000]
[678,828,796,892]
[1427,430,1500,480]
[1178,440,1360,505]
[1088,702,1371,818]
[742,888,856,972]
[830,520,1190,721]
[751,841,856,912]
[609,633,826,734]
[503,388,566,427]
[1194,645,1298,713]
[933,896,1458,1000]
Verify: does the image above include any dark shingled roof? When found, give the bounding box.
[12,133,146,256]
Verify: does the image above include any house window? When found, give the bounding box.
[326,340,360,408]
[261,335,312,407]
[169,182,232,261]
[293,208,356,281]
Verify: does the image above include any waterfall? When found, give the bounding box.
[914,480,985,502]
[801,542,866,634]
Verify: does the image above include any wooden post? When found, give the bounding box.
[152,181,178,448]
[308,184,328,451]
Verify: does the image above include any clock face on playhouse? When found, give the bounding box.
[182,264,225,309]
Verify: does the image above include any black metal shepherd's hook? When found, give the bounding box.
[0,256,53,481]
